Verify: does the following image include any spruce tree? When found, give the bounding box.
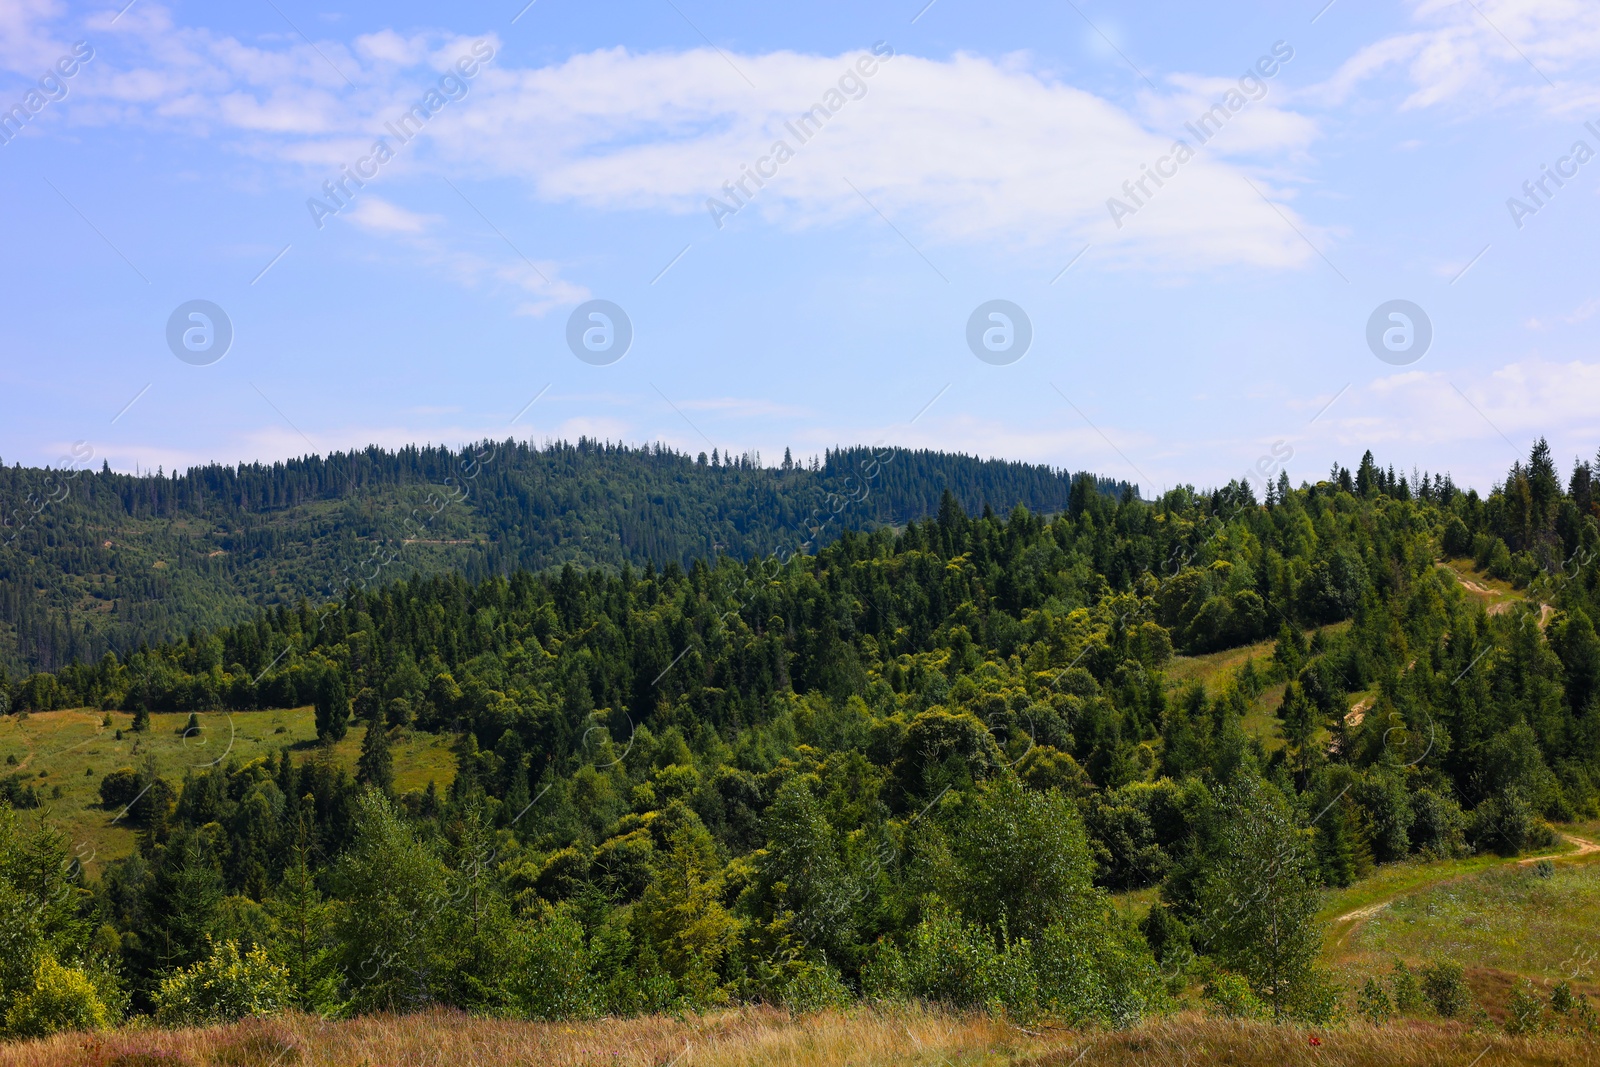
[315,672,350,743]
[266,815,339,1012]
[357,705,394,793]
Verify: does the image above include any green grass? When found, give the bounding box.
[1325,841,1600,1015]
[1437,558,1524,610]
[1165,621,1354,752]
[0,708,456,874]
[1165,636,1279,688]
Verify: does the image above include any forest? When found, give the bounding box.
[0,439,1126,674]
[1,439,1598,1038]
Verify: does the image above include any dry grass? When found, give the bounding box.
[3,1008,1597,1067]
[0,1006,1042,1067]
[1031,1013,1600,1067]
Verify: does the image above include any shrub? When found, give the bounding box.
[1532,858,1554,879]
[3,957,109,1037]
[98,768,141,810]
[1505,979,1544,1035]
[862,906,1038,1021]
[154,939,291,1027]
[1391,960,1423,1013]
[1357,976,1393,1024]
[1203,972,1266,1019]
[1031,914,1163,1028]
[1421,960,1469,1018]
[506,907,598,1020]
[772,959,851,1013]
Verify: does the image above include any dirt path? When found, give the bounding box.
[1517,833,1599,864]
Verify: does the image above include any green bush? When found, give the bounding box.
[1357,976,1393,1024]
[1421,960,1469,1018]
[862,906,1038,1021]
[506,906,599,1020]
[97,767,141,809]
[1031,915,1162,1028]
[772,959,851,1013]
[3,957,110,1037]
[1504,979,1544,1035]
[154,939,291,1027]
[1202,972,1266,1019]
[1391,960,1423,1013]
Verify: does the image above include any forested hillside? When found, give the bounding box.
[0,440,1127,674]
[3,441,1598,1036]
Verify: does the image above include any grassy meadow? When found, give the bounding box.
[1,1007,1597,1067]
[0,708,455,874]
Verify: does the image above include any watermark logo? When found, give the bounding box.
[966,300,1032,365]
[705,42,895,230]
[1107,41,1293,229]
[0,41,93,149]
[566,299,633,365]
[1507,124,1599,230]
[306,41,495,229]
[1365,299,1431,366]
[165,300,233,365]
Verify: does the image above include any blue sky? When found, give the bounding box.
[1,0,1598,495]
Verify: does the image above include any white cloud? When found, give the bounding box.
[1321,358,1600,457]
[22,6,1332,274]
[0,0,65,73]
[347,196,438,233]
[439,47,1324,270]
[1311,1,1600,117]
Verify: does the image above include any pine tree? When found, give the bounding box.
[1315,800,1356,887]
[315,672,349,743]
[357,705,393,793]
[265,814,339,1012]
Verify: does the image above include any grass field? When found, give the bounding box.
[1340,852,1600,982]
[0,708,456,874]
[1,1007,1596,1067]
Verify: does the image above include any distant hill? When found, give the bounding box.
[0,439,1128,672]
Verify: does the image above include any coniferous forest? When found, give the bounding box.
[0,440,1125,674]
[2,439,1600,1039]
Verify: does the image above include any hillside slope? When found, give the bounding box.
[0,440,1127,674]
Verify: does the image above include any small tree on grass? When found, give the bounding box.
[1194,774,1325,1018]
[356,705,393,793]
[314,672,349,743]
[1421,960,1469,1017]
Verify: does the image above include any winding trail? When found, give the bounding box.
[1329,833,1600,954]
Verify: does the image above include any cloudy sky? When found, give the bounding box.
[1,0,1598,494]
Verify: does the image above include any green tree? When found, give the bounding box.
[315,671,350,743]
[264,815,339,1013]
[356,705,393,793]
[332,792,453,1012]
[749,775,857,967]
[936,775,1097,943]
[636,805,741,994]
[1193,775,1325,1017]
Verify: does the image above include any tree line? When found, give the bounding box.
[0,439,1127,674]
[1,440,1598,1035]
